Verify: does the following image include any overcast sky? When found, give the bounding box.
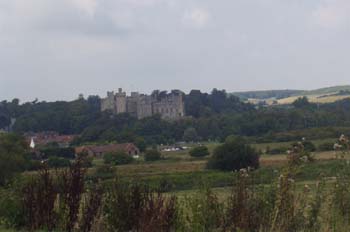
[0,0,350,102]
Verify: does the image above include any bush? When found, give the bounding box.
[92,165,117,180]
[144,149,162,161]
[207,136,259,171]
[318,141,335,151]
[40,147,75,159]
[104,152,133,165]
[266,146,288,155]
[301,141,316,152]
[76,152,93,168]
[189,146,210,157]
[47,156,70,168]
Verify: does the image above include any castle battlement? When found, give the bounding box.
[101,88,185,120]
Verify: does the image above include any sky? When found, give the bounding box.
[0,0,350,102]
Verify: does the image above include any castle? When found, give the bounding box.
[101,88,185,120]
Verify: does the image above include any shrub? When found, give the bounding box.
[207,136,259,171]
[266,146,288,155]
[301,141,316,152]
[104,152,133,165]
[0,133,28,186]
[76,152,93,168]
[47,156,70,168]
[40,147,75,159]
[144,149,162,161]
[318,141,335,151]
[189,146,210,157]
[183,185,223,231]
[104,180,178,232]
[92,165,117,180]
[0,186,24,228]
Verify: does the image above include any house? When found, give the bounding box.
[75,143,140,158]
[24,132,77,148]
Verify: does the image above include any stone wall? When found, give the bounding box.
[101,89,185,120]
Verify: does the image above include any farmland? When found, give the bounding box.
[241,85,350,105]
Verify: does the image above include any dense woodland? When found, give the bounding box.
[2,89,350,146]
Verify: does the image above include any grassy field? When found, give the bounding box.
[246,85,350,105]
[84,137,346,195]
[277,94,350,104]
[89,138,339,177]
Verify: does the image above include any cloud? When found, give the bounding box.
[183,8,210,29]
[71,0,98,17]
[311,0,350,28]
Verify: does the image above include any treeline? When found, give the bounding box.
[2,91,350,145]
[76,97,350,145]
[0,96,101,134]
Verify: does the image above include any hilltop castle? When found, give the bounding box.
[101,88,185,120]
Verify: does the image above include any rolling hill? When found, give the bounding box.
[233,85,350,105]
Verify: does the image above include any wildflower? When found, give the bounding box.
[304,184,310,192]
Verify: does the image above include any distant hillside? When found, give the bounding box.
[234,85,350,105]
[299,85,350,96]
[233,89,303,100]
[277,85,350,105]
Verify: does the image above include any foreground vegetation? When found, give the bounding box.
[1,134,350,231]
[3,155,350,231]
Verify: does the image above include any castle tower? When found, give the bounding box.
[115,88,127,114]
[101,91,116,113]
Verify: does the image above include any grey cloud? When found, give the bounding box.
[0,0,350,102]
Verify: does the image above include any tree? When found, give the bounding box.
[47,157,71,168]
[104,152,133,165]
[301,140,316,152]
[207,136,259,171]
[189,146,210,158]
[0,133,28,185]
[135,137,147,153]
[292,97,315,109]
[144,149,162,161]
[183,127,198,142]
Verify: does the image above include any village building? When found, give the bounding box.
[25,131,76,148]
[75,143,140,158]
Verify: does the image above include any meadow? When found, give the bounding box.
[2,137,350,231]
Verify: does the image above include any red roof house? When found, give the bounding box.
[75,143,140,158]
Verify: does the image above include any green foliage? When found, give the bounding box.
[301,140,316,152]
[103,152,133,165]
[189,146,210,157]
[266,146,288,155]
[92,165,117,180]
[144,149,161,162]
[0,184,24,228]
[0,133,28,186]
[183,127,199,142]
[4,92,350,147]
[292,96,315,109]
[134,137,147,153]
[207,136,259,171]
[9,97,101,134]
[182,185,223,231]
[47,156,70,168]
[233,89,303,100]
[76,152,93,168]
[318,141,335,151]
[104,180,178,232]
[40,147,75,159]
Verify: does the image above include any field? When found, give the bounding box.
[244,85,350,105]
[86,138,341,192]
[3,138,350,231]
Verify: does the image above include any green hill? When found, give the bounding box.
[234,85,350,105]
